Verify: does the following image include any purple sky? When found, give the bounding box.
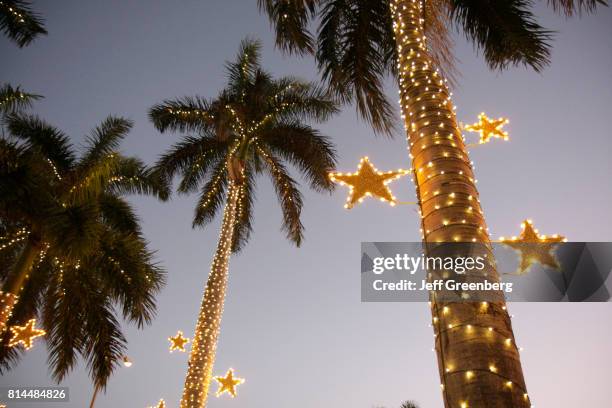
[1,1,611,407]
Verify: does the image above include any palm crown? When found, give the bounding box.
[0,113,168,389]
[150,39,338,250]
[259,0,606,135]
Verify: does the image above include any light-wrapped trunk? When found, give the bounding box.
[180,182,240,408]
[389,0,531,406]
[0,239,38,334]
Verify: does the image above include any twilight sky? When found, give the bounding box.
[1,1,611,407]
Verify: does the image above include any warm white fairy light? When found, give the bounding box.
[179,183,240,408]
[500,219,567,274]
[328,157,410,209]
[8,318,45,350]
[464,113,510,144]
[169,330,190,352]
[390,0,530,406]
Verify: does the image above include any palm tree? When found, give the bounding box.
[150,38,338,408]
[259,0,606,407]
[0,0,47,47]
[0,113,168,391]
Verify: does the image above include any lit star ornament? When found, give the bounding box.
[214,368,244,398]
[464,112,510,144]
[8,318,45,350]
[329,157,410,209]
[147,399,165,408]
[168,331,189,352]
[500,219,567,274]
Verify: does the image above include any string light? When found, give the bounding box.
[500,219,567,274]
[389,0,530,406]
[169,331,190,352]
[8,318,45,350]
[180,184,240,407]
[464,113,510,144]
[0,291,19,334]
[0,1,27,24]
[214,368,244,398]
[147,399,166,408]
[328,157,410,209]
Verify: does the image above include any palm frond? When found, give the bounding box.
[95,229,164,327]
[269,77,339,123]
[0,0,47,47]
[44,203,102,262]
[43,266,85,383]
[80,287,127,390]
[192,157,229,228]
[449,0,552,72]
[6,113,75,172]
[153,134,228,193]
[78,117,133,173]
[108,156,170,201]
[149,96,214,133]
[317,0,397,136]
[225,38,262,94]
[255,144,304,246]
[257,0,319,55]
[423,0,459,85]
[231,162,255,252]
[0,83,42,114]
[98,193,141,235]
[547,0,607,16]
[259,121,336,192]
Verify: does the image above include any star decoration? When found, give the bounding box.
[464,112,509,144]
[147,399,165,408]
[168,331,189,352]
[500,219,567,274]
[214,368,245,398]
[329,157,410,209]
[8,318,45,350]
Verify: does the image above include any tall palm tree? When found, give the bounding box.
[0,0,46,47]
[259,0,606,407]
[0,113,168,390]
[150,38,338,408]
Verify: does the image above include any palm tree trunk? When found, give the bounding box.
[180,182,240,408]
[0,238,39,334]
[389,1,530,407]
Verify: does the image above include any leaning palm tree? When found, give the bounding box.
[150,38,338,408]
[0,0,46,47]
[0,114,167,390]
[259,0,606,407]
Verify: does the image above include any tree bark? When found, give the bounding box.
[0,238,39,334]
[389,1,530,407]
[180,182,240,408]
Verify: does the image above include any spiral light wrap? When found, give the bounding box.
[390,1,531,406]
[180,182,240,408]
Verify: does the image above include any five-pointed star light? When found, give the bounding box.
[328,156,410,209]
[464,112,510,144]
[500,219,567,274]
[8,318,45,350]
[168,331,189,352]
[147,399,165,408]
[214,368,245,398]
